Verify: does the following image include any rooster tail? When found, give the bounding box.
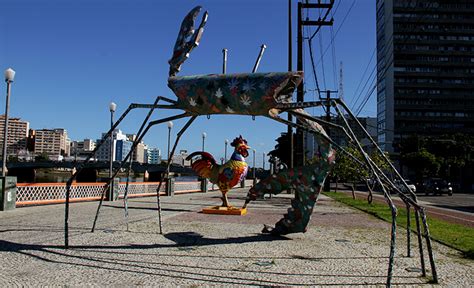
[186,151,216,164]
[186,151,217,179]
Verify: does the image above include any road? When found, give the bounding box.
[334,185,474,227]
[417,193,474,214]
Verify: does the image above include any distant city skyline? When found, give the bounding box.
[1,0,376,165]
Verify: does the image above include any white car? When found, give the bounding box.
[394,179,416,193]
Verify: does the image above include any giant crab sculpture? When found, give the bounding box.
[64,6,438,286]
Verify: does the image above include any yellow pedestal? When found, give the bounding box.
[202,206,247,215]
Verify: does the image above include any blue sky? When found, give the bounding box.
[1,0,376,167]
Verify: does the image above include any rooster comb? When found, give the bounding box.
[230,135,248,147]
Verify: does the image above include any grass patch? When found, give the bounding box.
[324,191,474,259]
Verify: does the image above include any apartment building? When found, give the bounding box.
[34,128,70,160]
[0,115,29,157]
[147,148,161,164]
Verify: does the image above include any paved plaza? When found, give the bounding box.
[0,188,472,287]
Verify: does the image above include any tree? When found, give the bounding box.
[331,146,391,201]
[8,155,19,162]
[331,146,367,199]
[268,132,296,167]
[402,148,440,182]
[400,133,473,185]
[35,152,50,162]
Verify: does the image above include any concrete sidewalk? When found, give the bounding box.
[0,189,472,286]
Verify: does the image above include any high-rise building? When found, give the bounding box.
[96,129,134,162]
[376,0,474,152]
[115,140,133,162]
[126,134,147,164]
[0,115,29,157]
[34,128,70,160]
[132,142,147,163]
[70,138,96,160]
[83,139,96,152]
[147,148,161,164]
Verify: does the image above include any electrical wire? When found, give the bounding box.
[348,47,376,108]
[330,25,338,90]
[319,31,327,90]
[316,0,356,66]
[352,66,377,112]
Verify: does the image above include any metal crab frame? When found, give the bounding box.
[62,6,437,287]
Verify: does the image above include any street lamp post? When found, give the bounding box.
[108,102,116,181]
[108,102,116,201]
[202,132,207,151]
[3,68,15,177]
[262,152,266,170]
[224,139,229,161]
[167,121,173,163]
[252,149,256,185]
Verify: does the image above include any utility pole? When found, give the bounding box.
[295,0,334,166]
[296,1,304,166]
[288,0,294,172]
[324,90,334,191]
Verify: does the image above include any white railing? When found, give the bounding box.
[17,182,106,206]
[118,182,166,198]
[175,181,201,193]
[16,179,255,206]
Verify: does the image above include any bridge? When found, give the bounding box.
[6,161,194,173]
[5,161,195,182]
[4,161,270,183]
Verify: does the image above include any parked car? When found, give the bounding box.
[394,179,416,194]
[420,178,453,196]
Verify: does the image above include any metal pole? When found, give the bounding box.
[2,80,11,177]
[252,149,256,185]
[202,133,206,151]
[415,210,427,276]
[109,110,114,178]
[288,0,294,188]
[222,48,228,74]
[167,127,171,162]
[224,139,228,161]
[324,90,331,191]
[252,44,267,73]
[296,2,304,166]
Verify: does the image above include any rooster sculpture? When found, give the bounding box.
[186,136,250,208]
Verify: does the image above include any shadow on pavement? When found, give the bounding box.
[0,238,422,286]
[103,204,194,213]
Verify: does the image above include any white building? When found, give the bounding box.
[96,129,132,162]
[147,148,161,164]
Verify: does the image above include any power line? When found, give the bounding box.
[330,24,338,89]
[319,31,327,90]
[355,79,377,116]
[348,47,376,108]
[352,65,377,112]
[315,0,356,67]
[354,1,439,115]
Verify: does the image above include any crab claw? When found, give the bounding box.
[168,6,208,77]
